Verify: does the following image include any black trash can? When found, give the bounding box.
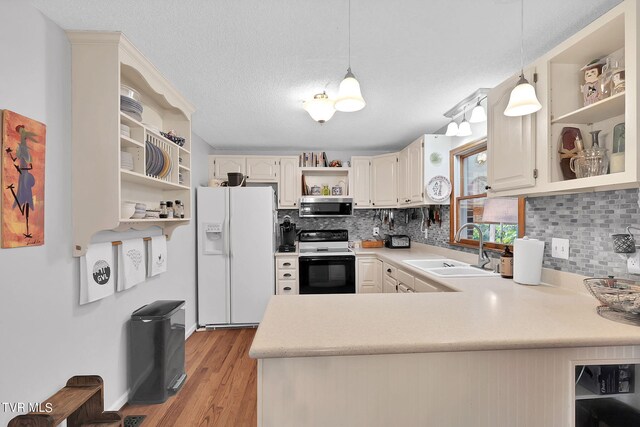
[129,300,186,404]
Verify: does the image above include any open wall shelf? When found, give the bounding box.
[68,31,195,256]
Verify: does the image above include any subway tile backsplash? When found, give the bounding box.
[279,188,640,279]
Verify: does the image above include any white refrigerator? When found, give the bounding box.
[197,187,276,326]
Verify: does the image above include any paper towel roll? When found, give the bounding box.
[513,237,545,285]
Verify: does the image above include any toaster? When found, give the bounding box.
[385,235,411,249]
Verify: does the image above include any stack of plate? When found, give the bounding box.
[121,151,134,171]
[145,142,172,179]
[121,85,143,122]
[131,203,147,219]
[145,209,160,219]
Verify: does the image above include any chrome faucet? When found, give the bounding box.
[454,223,491,270]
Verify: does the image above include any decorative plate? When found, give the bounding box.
[426,175,452,203]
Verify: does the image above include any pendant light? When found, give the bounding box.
[303,91,336,123]
[469,97,487,123]
[445,119,459,136]
[335,0,366,112]
[457,109,472,137]
[504,0,541,117]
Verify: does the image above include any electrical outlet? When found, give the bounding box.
[628,252,640,274]
[551,238,570,260]
[373,227,380,236]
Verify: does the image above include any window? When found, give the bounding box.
[449,139,524,250]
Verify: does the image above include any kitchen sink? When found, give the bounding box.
[427,266,499,278]
[403,259,468,269]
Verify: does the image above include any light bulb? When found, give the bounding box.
[469,102,487,123]
[504,75,542,117]
[457,119,472,137]
[335,68,366,112]
[445,121,459,136]
[303,92,336,123]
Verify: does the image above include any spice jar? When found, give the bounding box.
[500,246,514,279]
[166,201,174,218]
[175,200,184,218]
[159,201,168,219]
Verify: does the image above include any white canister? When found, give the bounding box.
[513,237,545,285]
[610,152,625,174]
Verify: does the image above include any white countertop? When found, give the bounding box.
[251,244,640,359]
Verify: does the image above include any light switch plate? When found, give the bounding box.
[628,252,640,274]
[551,238,569,260]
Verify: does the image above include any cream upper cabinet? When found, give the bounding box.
[357,257,382,294]
[247,156,278,182]
[398,137,424,206]
[485,0,638,198]
[351,157,371,208]
[371,153,398,207]
[407,138,424,203]
[487,67,538,194]
[398,147,409,205]
[211,156,246,179]
[279,156,299,209]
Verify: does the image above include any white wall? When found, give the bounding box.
[0,1,212,423]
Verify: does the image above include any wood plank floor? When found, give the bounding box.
[121,328,257,427]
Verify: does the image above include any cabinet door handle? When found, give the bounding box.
[283,262,291,267]
[485,185,492,190]
[387,268,392,273]
[283,286,292,291]
[283,273,292,278]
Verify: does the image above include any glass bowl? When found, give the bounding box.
[584,278,640,314]
[120,84,141,102]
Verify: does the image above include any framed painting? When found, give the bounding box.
[1,110,46,248]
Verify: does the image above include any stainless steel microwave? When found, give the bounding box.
[298,197,353,218]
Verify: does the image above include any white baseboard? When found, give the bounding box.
[110,389,130,411]
[186,322,197,339]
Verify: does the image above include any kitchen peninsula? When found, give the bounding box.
[250,243,640,427]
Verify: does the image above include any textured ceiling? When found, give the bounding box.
[31,0,621,151]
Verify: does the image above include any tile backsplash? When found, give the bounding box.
[279,188,640,278]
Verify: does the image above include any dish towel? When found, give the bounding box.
[147,235,168,277]
[80,242,115,305]
[117,238,146,291]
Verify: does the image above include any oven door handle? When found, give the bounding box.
[299,256,355,263]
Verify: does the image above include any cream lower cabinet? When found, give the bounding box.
[351,157,371,208]
[357,257,383,293]
[414,276,450,293]
[246,156,278,182]
[383,276,398,293]
[487,67,538,195]
[278,156,299,209]
[371,153,398,207]
[276,256,298,294]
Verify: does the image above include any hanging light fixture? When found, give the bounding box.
[504,0,541,117]
[335,0,366,112]
[303,91,336,123]
[457,108,472,137]
[445,119,459,136]
[469,97,487,123]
